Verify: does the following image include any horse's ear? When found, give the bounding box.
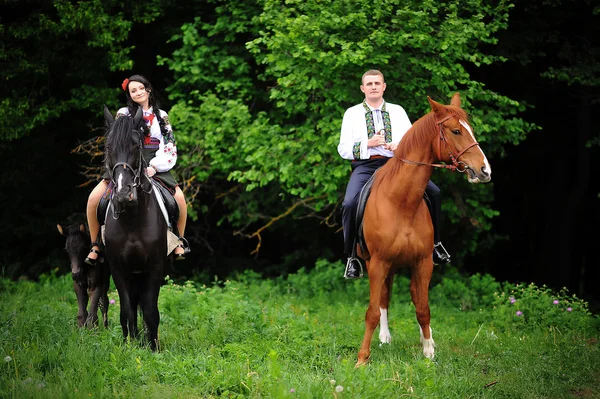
[57,223,65,236]
[428,96,447,119]
[104,105,114,125]
[133,106,143,127]
[450,92,461,107]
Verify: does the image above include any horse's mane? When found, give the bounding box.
[105,115,137,153]
[374,105,468,189]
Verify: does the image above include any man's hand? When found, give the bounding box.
[367,131,386,148]
[385,142,398,152]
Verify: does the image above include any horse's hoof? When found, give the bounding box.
[378,333,392,344]
[422,343,435,359]
[355,356,370,368]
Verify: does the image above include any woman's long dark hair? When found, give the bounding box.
[123,74,168,136]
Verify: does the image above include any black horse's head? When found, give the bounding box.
[104,106,146,206]
[57,222,90,284]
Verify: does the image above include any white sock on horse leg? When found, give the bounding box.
[419,325,435,359]
[379,308,392,344]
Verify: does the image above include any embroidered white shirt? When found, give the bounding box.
[338,100,412,160]
[116,107,177,172]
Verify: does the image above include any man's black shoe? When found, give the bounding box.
[433,242,451,265]
[344,257,364,279]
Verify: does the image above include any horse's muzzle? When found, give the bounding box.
[115,185,139,205]
[466,165,491,183]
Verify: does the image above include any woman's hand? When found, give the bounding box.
[146,166,157,177]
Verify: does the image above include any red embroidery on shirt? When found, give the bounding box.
[143,113,155,126]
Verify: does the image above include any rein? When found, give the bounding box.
[400,115,480,173]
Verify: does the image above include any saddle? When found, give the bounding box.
[354,173,431,256]
[97,180,179,234]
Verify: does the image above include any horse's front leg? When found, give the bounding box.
[112,274,134,343]
[73,282,89,328]
[141,275,162,351]
[410,259,435,359]
[378,272,394,344]
[85,287,101,328]
[357,259,389,367]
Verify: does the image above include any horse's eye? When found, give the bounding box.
[451,129,461,135]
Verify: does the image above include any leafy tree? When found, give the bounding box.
[161,0,536,263]
[0,0,148,142]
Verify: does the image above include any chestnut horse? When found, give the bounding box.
[356,93,491,366]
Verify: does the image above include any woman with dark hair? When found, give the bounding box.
[85,74,190,263]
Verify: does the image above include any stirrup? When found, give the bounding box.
[344,257,364,279]
[174,237,191,261]
[433,242,451,266]
[85,241,103,266]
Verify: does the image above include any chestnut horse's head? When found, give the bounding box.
[428,93,492,183]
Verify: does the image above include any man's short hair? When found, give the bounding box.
[361,70,385,84]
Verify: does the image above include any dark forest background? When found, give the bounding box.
[1,0,598,309]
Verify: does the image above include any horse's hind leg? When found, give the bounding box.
[99,289,109,328]
[410,261,435,359]
[378,272,394,344]
[99,267,110,328]
[130,284,141,340]
[357,259,389,367]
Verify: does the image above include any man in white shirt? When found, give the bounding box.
[338,70,450,279]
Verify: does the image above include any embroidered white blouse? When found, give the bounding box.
[116,107,177,172]
[337,101,412,160]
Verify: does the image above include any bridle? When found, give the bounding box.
[108,129,153,218]
[400,115,481,173]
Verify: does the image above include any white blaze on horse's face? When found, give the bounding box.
[116,172,124,193]
[459,119,492,183]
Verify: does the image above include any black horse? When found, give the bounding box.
[57,222,110,328]
[103,106,169,351]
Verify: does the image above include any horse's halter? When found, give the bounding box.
[401,114,481,173]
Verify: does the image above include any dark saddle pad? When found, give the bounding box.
[355,173,431,255]
[97,180,179,234]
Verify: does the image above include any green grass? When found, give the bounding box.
[1,262,599,398]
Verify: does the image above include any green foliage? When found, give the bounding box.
[279,258,367,299]
[431,268,502,311]
[492,283,597,334]
[162,0,537,260]
[0,0,167,142]
[1,268,599,398]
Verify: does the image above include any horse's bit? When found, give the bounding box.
[400,115,481,173]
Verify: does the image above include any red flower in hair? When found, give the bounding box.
[121,78,130,91]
